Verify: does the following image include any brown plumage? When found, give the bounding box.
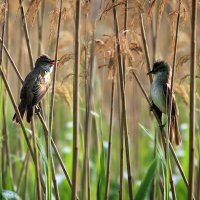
[13,55,55,123]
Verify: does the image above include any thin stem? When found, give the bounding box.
[17,151,30,194]
[169,164,177,200]
[188,0,197,200]
[72,0,81,199]
[18,0,34,70]
[112,1,133,199]
[0,0,6,190]
[167,0,181,153]
[82,12,95,200]
[139,13,153,83]
[31,118,41,200]
[37,0,45,56]
[104,75,115,200]
[48,1,62,199]
[81,9,89,200]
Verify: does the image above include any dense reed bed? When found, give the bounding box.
[0,0,199,199]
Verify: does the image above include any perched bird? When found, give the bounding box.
[147,60,181,145]
[13,55,55,123]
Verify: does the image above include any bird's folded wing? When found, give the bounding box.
[163,83,179,116]
[32,74,50,105]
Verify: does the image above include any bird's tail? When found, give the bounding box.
[26,104,34,123]
[170,115,182,146]
[12,100,26,123]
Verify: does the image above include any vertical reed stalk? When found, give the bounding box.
[104,72,115,200]
[112,1,133,199]
[0,0,6,189]
[48,0,62,199]
[82,7,95,200]
[31,118,41,200]
[17,151,30,194]
[37,0,45,56]
[81,8,89,200]
[24,155,30,200]
[166,1,180,199]
[18,0,34,69]
[72,0,81,199]
[188,0,197,199]
[139,13,152,83]
[119,1,128,198]
[167,0,181,150]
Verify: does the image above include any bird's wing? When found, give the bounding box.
[20,71,38,100]
[151,101,162,121]
[163,83,179,116]
[32,72,50,105]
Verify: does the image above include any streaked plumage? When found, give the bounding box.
[148,60,181,146]
[13,55,54,123]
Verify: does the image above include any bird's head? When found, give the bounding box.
[35,55,58,72]
[147,60,170,76]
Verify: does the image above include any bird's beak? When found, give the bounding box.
[49,59,60,65]
[147,70,153,75]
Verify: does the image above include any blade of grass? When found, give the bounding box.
[31,118,41,200]
[135,159,158,200]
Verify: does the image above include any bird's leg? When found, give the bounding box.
[35,105,41,114]
[150,103,157,111]
[159,122,167,131]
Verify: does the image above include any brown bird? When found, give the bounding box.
[147,60,182,145]
[13,55,55,123]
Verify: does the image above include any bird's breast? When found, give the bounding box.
[151,80,166,113]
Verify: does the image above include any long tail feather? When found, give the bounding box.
[26,104,34,123]
[12,100,26,123]
[171,115,182,146]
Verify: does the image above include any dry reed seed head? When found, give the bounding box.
[180,2,188,28]
[48,3,72,43]
[108,51,116,80]
[174,83,189,105]
[157,0,166,29]
[98,0,125,21]
[55,84,71,106]
[57,53,74,68]
[176,55,190,72]
[25,0,42,26]
[147,0,157,22]
[0,2,6,22]
[119,35,137,63]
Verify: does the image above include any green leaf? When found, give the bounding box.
[135,158,158,200]
[1,190,22,200]
[96,110,106,200]
[5,168,14,191]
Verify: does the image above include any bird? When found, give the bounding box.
[147,60,181,145]
[13,55,55,123]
